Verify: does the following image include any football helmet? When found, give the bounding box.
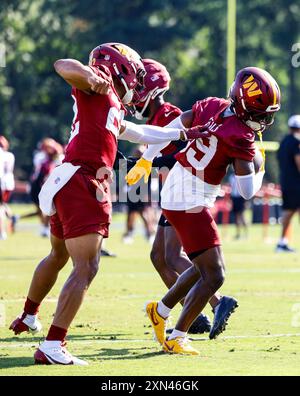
[89,43,146,105]
[132,59,171,119]
[229,67,281,132]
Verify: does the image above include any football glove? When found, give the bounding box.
[125,157,152,186]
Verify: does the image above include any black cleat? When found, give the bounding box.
[276,244,296,253]
[189,313,211,334]
[209,296,238,340]
[166,313,211,335]
[100,249,117,257]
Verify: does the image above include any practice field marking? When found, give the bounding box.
[1,333,300,349]
[230,269,300,274]
[190,333,300,341]
[3,298,58,303]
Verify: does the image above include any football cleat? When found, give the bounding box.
[163,337,200,356]
[209,296,238,340]
[100,248,117,257]
[34,341,88,366]
[145,301,167,345]
[166,313,211,335]
[276,244,296,253]
[9,313,42,335]
[189,313,211,334]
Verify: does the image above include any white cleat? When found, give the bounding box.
[10,313,42,335]
[34,341,89,366]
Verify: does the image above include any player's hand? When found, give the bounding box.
[180,126,211,141]
[88,74,111,95]
[125,158,152,186]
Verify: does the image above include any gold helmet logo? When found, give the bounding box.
[242,75,263,98]
[114,44,129,57]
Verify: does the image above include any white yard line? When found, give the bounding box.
[1,333,300,349]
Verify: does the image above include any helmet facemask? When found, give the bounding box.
[112,63,146,105]
[245,112,276,132]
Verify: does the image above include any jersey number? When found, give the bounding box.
[69,93,124,144]
[185,135,218,170]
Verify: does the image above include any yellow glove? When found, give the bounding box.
[125,158,152,186]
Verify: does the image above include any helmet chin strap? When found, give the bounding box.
[134,88,167,120]
[112,62,134,105]
[246,120,263,132]
[134,93,153,120]
[122,88,133,105]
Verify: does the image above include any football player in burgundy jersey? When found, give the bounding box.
[127,67,281,354]
[132,59,238,337]
[9,43,208,365]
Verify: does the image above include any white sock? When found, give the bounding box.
[157,301,171,319]
[168,329,187,340]
[42,340,61,348]
[0,232,7,240]
[279,238,289,246]
[25,313,37,321]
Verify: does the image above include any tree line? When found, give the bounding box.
[0,0,300,181]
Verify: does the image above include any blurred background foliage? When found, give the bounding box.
[0,0,300,181]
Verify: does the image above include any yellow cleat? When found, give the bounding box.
[163,337,200,355]
[145,301,167,345]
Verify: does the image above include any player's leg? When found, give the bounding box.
[28,234,69,303]
[9,233,69,335]
[164,225,212,333]
[50,233,102,330]
[239,209,248,238]
[235,212,241,239]
[123,206,136,244]
[0,204,7,240]
[145,208,238,348]
[164,225,190,274]
[139,205,155,241]
[277,209,296,252]
[162,247,225,354]
[150,223,175,287]
[34,233,102,366]
[164,219,236,332]
[168,247,225,331]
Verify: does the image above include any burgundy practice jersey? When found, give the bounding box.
[175,97,256,185]
[161,97,256,211]
[64,66,125,174]
[147,102,184,156]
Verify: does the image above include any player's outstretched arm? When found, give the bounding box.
[54,59,110,94]
[234,151,265,200]
[123,111,211,186]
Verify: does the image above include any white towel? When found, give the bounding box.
[39,162,81,216]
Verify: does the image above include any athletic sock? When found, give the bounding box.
[279,238,289,246]
[168,329,187,340]
[157,301,171,319]
[24,297,40,316]
[46,325,67,342]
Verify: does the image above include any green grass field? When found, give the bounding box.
[0,205,300,376]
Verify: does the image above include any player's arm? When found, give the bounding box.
[131,110,194,162]
[121,111,206,185]
[119,110,195,145]
[54,59,110,94]
[295,154,300,173]
[233,149,265,200]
